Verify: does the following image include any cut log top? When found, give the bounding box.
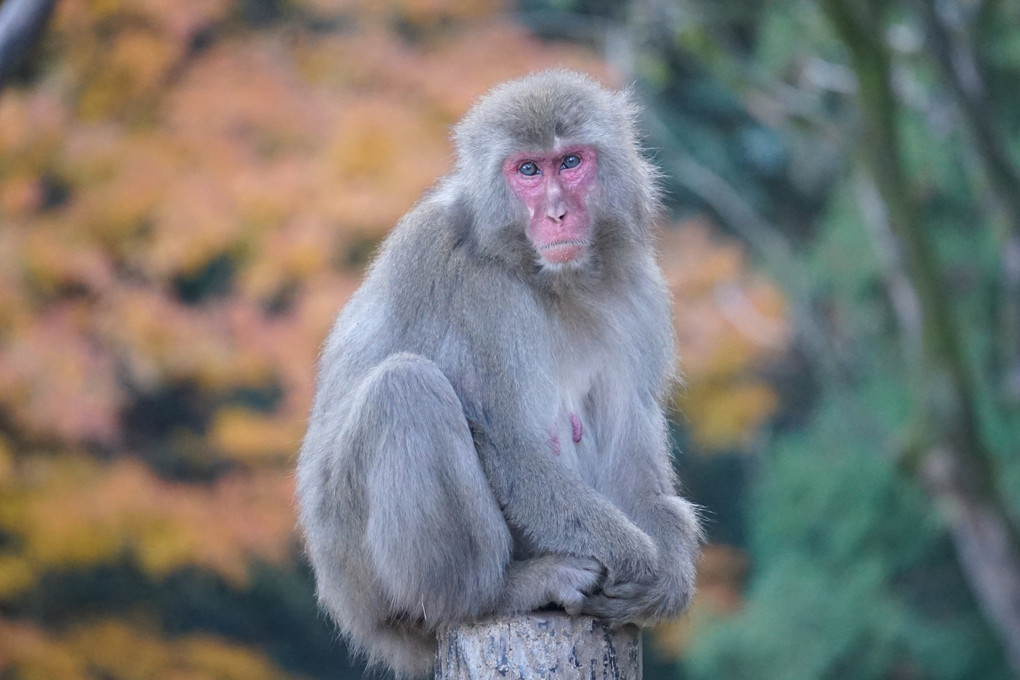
[435,613,642,680]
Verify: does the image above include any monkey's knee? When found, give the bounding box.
[354,353,466,431]
[364,352,444,392]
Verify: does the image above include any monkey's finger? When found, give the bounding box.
[565,555,605,577]
[580,594,639,623]
[563,598,585,617]
[600,580,646,600]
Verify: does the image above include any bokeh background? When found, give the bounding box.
[1,0,1019,678]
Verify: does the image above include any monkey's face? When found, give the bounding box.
[502,145,598,268]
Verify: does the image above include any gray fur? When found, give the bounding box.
[296,70,702,678]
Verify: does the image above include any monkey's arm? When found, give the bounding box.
[583,409,702,624]
[467,420,661,593]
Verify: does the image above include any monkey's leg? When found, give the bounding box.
[355,352,514,625]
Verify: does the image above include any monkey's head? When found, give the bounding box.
[450,70,661,277]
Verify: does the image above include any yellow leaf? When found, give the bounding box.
[76,29,177,120]
[0,435,12,485]
[0,555,36,598]
[210,408,302,464]
[678,380,780,450]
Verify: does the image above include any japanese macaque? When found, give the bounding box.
[296,69,702,678]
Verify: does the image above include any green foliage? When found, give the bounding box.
[689,389,1011,680]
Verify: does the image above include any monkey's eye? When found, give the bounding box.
[561,154,581,169]
[518,161,539,176]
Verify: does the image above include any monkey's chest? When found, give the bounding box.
[546,360,599,476]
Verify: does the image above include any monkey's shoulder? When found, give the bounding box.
[372,198,482,279]
[373,198,532,307]
[335,198,532,351]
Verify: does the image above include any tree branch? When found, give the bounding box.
[0,0,58,90]
[916,0,1020,402]
[823,0,1020,671]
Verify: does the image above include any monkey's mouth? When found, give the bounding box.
[539,240,588,264]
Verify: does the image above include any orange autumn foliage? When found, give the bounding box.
[662,220,789,450]
[0,619,307,680]
[0,455,295,589]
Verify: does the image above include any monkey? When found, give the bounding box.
[296,69,702,678]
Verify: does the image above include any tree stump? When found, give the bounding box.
[435,612,641,680]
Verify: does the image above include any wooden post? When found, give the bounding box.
[435,612,641,680]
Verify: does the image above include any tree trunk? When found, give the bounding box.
[435,613,642,680]
[0,0,58,89]
[920,447,1020,672]
[823,1,1020,673]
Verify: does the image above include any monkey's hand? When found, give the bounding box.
[588,520,659,602]
[543,555,605,616]
[582,500,701,625]
[495,554,604,616]
[581,555,696,625]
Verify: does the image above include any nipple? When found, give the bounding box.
[570,413,582,444]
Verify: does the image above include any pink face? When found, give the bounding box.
[502,145,598,266]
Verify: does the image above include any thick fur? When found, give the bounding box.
[296,70,702,678]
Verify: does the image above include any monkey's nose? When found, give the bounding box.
[545,201,567,222]
[544,179,567,221]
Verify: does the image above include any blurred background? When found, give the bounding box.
[1,0,1018,678]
